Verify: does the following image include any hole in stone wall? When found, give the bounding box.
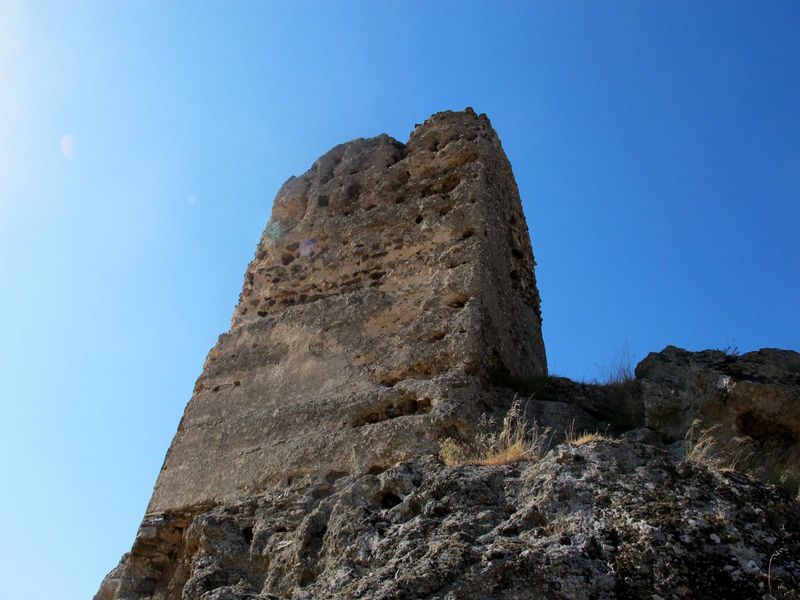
[415,215,424,224]
[428,331,446,342]
[282,253,296,265]
[242,526,254,544]
[440,174,460,194]
[346,183,361,201]
[326,471,349,484]
[379,491,402,509]
[737,412,797,447]
[487,349,513,387]
[298,568,317,588]
[446,294,469,309]
[415,396,433,412]
[352,394,433,427]
[462,229,474,239]
[421,174,462,197]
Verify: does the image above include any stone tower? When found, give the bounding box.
[147,109,546,514]
[96,110,800,600]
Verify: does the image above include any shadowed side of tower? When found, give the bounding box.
[147,108,546,513]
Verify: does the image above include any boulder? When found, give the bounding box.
[636,346,800,495]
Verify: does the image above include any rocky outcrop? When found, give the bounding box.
[98,110,800,599]
[524,346,800,497]
[98,440,800,599]
[149,109,546,514]
[635,346,800,496]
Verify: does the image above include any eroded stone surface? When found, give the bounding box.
[149,109,546,513]
[98,441,800,600]
[98,110,800,600]
[636,346,800,494]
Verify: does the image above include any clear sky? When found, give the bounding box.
[1,2,798,599]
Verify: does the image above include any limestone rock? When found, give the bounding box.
[149,109,547,514]
[636,346,800,494]
[100,441,800,599]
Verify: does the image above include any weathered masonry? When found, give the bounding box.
[148,109,547,513]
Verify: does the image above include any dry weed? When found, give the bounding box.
[685,420,746,472]
[567,431,612,446]
[439,397,551,466]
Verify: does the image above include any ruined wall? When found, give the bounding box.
[148,109,546,513]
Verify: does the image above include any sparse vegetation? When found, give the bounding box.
[684,421,744,472]
[595,343,635,385]
[439,398,551,466]
[685,423,800,499]
[563,419,613,447]
[718,341,741,356]
[567,431,612,446]
[685,423,728,470]
[439,438,468,467]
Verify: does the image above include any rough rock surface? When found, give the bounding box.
[521,345,800,496]
[635,346,800,495]
[98,111,800,599]
[98,441,800,600]
[149,109,547,513]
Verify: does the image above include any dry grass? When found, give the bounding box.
[440,398,551,467]
[475,443,531,466]
[563,419,613,447]
[439,438,468,467]
[596,343,635,385]
[685,421,744,472]
[567,431,612,446]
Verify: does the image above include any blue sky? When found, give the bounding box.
[1,2,798,598]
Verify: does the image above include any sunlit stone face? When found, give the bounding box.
[149,110,546,512]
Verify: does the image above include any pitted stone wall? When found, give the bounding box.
[148,109,546,512]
